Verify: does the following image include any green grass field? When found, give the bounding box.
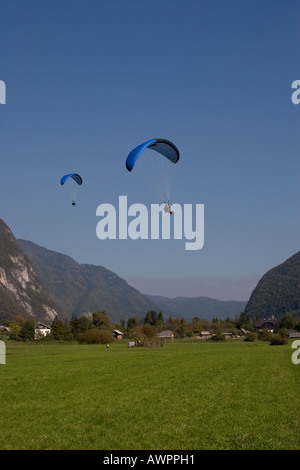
[0,339,299,450]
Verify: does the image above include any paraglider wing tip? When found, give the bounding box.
[150,138,180,164]
[125,161,133,172]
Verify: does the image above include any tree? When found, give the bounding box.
[8,320,21,340]
[144,310,158,326]
[127,316,138,329]
[12,315,25,327]
[277,315,296,331]
[236,312,253,331]
[165,316,179,333]
[117,319,125,329]
[70,315,90,338]
[211,330,225,342]
[142,323,158,339]
[51,317,66,340]
[19,320,35,341]
[192,317,201,335]
[157,311,165,330]
[178,318,189,338]
[129,324,144,345]
[92,311,112,329]
[129,323,159,347]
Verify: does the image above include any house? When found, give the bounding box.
[287,329,300,338]
[240,328,249,335]
[200,331,211,339]
[35,322,51,340]
[255,319,277,332]
[112,329,123,340]
[158,330,175,343]
[0,326,10,334]
[222,332,233,338]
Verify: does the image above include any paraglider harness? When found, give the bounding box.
[164,201,174,214]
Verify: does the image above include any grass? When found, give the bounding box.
[0,339,299,450]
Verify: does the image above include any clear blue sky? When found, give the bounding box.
[1,0,299,300]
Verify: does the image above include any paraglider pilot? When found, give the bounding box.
[164,203,174,214]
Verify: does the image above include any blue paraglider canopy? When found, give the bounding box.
[126,138,180,172]
[60,173,83,186]
[125,138,180,204]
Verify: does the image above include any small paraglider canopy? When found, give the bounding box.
[60,173,83,186]
[60,173,82,206]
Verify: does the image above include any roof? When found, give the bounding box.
[112,329,123,335]
[255,319,277,328]
[287,329,300,338]
[158,330,174,338]
[35,322,51,330]
[0,325,10,332]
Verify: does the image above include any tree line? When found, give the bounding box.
[1,310,299,344]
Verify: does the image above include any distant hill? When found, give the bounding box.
[245,251,300,319]
[18,239,156,323]
[146,294,247,321]
[17,240,249,323]
[0,219,62,324]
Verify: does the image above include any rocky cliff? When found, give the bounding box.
[0,219,62,324]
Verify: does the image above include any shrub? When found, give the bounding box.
[129,324,159,347]
[78,328,114,344]
[144,337,162,348]
[270,335,288,346]
[277,328,289,338]
[244,332,257,342]
[211,331,225,342]
[257,329,273,341]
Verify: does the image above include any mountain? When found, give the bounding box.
[18,239,156,322]
[0,219,62,324]
[4,219,298,326]
[17,240,248,323]
[17,239,248,323]
[146,294,247,321]
[245,251,300,319]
